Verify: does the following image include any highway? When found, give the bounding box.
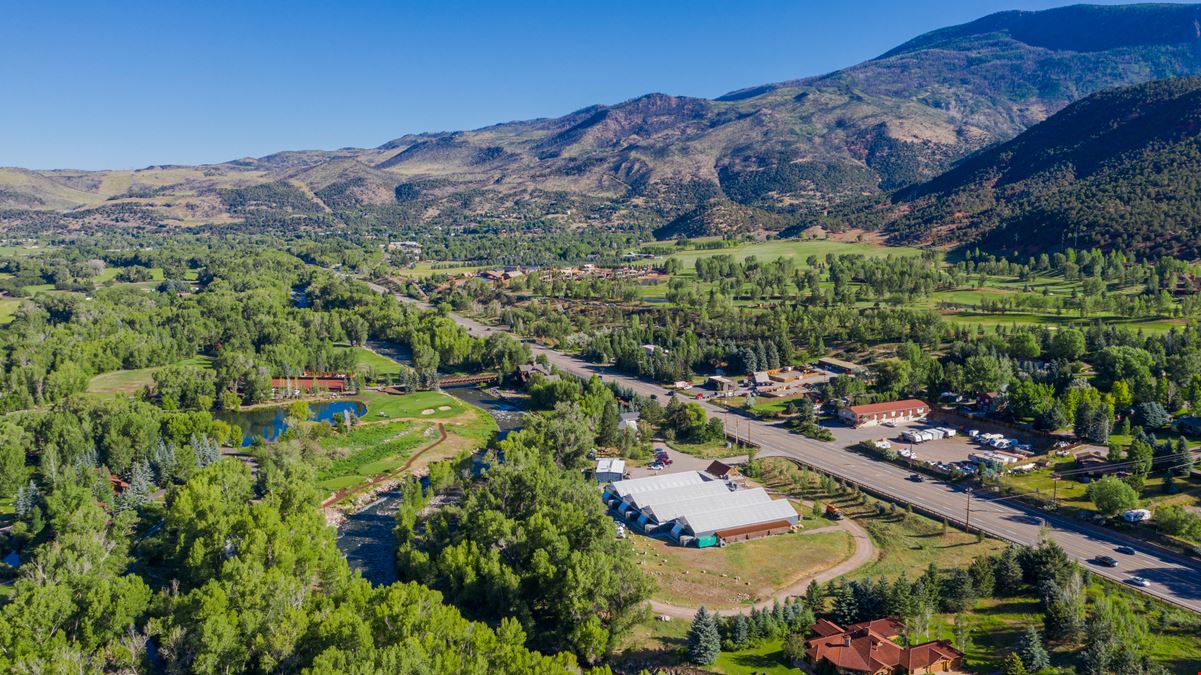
[380,285,1201,614]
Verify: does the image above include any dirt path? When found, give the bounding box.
[647,516,876,619]
[320,422,448,508]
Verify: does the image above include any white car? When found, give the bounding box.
[1126,576,1151,587]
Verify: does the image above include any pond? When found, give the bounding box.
[216,399,367,446]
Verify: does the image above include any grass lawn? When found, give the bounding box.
[86,355,215,395]
[628,529,854,610]
[344,345,404,375]
[357,390,467,420]
[1002,456,1201,519]
[754,458,1005,581]
[664,437,745,459]
[663,239,926,270]
[713,639,796,674]
[390,262,486,279]
[0,299,20,325]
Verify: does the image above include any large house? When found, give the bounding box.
[839,399,929,428]
[805,617,964,674]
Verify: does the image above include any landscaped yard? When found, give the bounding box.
[628,528,854,610]
[664,437,744,459]
[85,355,215,395]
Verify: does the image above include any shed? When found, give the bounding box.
[595,458,626,484]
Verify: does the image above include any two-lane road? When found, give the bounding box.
[383,287,1201,613]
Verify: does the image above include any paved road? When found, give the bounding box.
[381,286,1201,614]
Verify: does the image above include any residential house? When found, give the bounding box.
[804,617,964,674]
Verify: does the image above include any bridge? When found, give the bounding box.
[438,373,499,387]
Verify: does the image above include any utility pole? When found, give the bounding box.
[965,487,973,530]
[1052,476,1059,510]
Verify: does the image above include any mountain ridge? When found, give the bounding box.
[3,3,1201,237]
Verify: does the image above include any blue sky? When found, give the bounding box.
[0,0,1161,169]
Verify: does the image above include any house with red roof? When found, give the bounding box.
[805,617,963,674]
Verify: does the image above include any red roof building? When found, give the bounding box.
[804,617,963,674]
[839,399,929,428]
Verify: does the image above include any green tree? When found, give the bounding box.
[0,421,27,497]
[687,607,721,665]
[1017,625,1050,672]
[1086,475,1139,516]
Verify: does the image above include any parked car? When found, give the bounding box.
[1126,576,1151,587]
[1115,545,1137,555]
[648,463,663,471]
[1093,556,1118,568]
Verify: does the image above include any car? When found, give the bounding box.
[908,473,925,483]
[1115,545,1136,555]
[647,463,663,471]
[883,420,897,428]
[1126,576,1151,587]
[1093,556,1118,568]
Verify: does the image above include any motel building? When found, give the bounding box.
[839,399,929,428]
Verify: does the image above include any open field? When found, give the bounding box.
[629,527,853,609]
[85,356,215,395]
[316,421,432,491]
[0,299,20,325]
[358,390,467,419]
[754,457,1006,579]
[391,262,486,279]
[660,239,926,269]
[344,345,404,375]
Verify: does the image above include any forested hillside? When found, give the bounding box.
[887,77,1201,258]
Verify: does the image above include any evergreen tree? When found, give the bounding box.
[729,613,749,649]
[687,607,721,665]
[832,581,859,626]
[120,460,154,512]
[1004,651,1030,675]
[1017,625,1050,672]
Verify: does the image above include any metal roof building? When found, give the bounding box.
[670,499,799,539]
[627,480,733,513]
[645,487,773,525]
[606,471,709,500]
[595,458,626,484]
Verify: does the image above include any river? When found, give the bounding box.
[334,379,528,586]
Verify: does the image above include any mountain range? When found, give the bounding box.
[3,3,1201,249]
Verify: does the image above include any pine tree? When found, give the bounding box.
[832,581,859,626]
[687,607,721,665]
[121,460,154,512]
[1017,625,1050,672]
[13,480,39,517]
[730,613,749,649]
[1004,651,1029,675]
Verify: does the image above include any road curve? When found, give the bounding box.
[380,286,1201,614]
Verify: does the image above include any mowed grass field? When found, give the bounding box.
[357,390,467,419]
[342,345,404,375]
[0,298,20,325]
[660,239,926,269]
[86,356,215,395]
[316,421,434,491]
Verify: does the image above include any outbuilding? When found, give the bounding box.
[595,458,626,484]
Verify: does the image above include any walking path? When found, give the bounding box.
[648,516,876,619]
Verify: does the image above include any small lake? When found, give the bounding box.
[217,399,367,447]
